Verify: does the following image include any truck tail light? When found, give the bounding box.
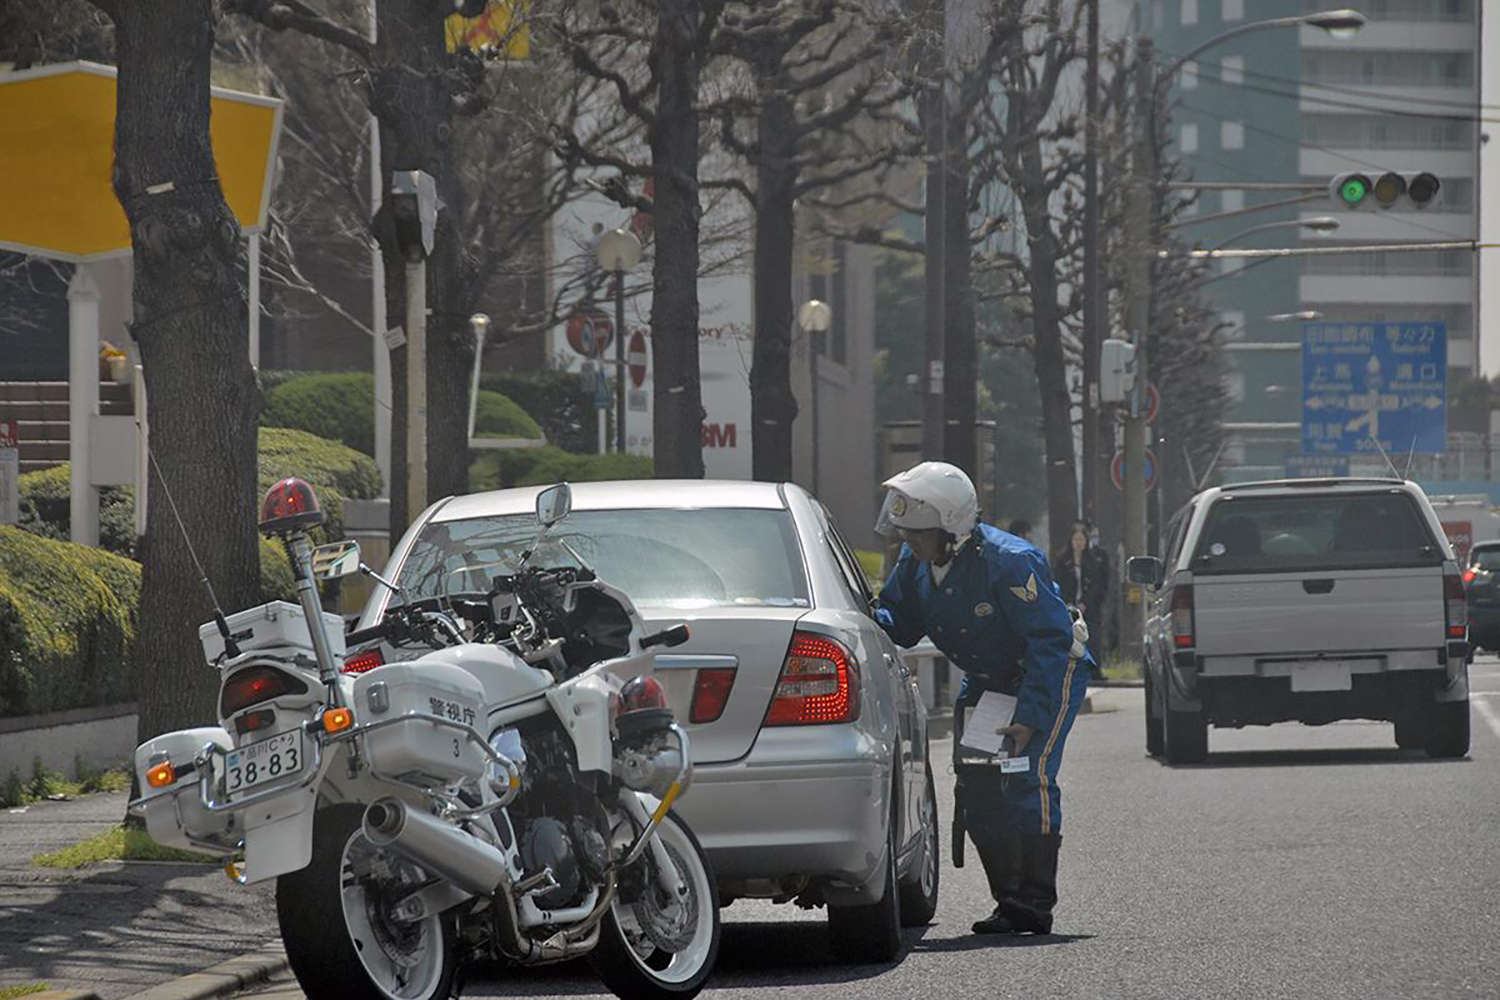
[1444,572,1468,640]
[764,632,859,726]
[689,668,736,724]
[1172,584,1195,649]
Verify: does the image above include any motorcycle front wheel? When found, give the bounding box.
[590,811,721,1000]
[277,804,458,1000]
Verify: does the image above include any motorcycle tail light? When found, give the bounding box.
[234,709,276,736]
[220,666,308,717]
[619,676,669,716]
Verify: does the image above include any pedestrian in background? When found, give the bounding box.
[1054,520,1108,671]
[874,462,1093,936]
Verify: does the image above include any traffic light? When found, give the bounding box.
[1100,338,1138,404]
[1329,171,1441,210]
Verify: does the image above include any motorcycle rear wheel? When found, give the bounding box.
[277,804,458,1000]
[589,811,720,1000]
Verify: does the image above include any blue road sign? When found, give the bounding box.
[593,370,613,410]
[1301,321,1446,456]
[1285,453,1351,479]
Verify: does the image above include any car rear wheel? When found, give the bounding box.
[827,796,901,964]
[1164,702,1208,764]
[897,765,939,927]
[1144,671,1165,758]
[1422,699,1471,759]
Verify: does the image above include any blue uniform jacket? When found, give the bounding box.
[875,523,1089,734]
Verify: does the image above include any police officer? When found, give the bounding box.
[873,462,1092,935]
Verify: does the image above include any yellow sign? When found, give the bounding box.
[445,1,530,58]
[0,61,282,262]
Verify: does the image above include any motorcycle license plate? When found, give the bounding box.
[224,731,305,801]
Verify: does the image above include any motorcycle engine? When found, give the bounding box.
[511,727,613,911]
[519,818,580,909]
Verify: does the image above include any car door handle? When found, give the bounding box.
[1302,579,1336,595]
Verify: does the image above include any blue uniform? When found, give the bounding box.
[876,523,1093,837]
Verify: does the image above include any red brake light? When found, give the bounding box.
[1463,569,1476,584]
[689,668,737,724]
[1445,572,1468,639]
[1171,584,1195,649]
[342,649,385,675]
[258,477,325,536]
[220,666,307,717]
[765,632,859,726]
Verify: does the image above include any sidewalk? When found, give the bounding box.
[0,790,280,999]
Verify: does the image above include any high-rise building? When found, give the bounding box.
[1151,0,1480,480]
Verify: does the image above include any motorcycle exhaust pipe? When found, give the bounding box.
[363,797,510,897]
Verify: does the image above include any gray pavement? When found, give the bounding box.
[0,789,278,999]
[10,667,1500,1000]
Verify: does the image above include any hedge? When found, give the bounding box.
[0,526,140,717]
[481,371,588,453]
[17,428,379,591]
[470,446,653,492]
[264,371,542,457]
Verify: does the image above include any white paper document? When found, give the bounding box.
[960,691,1018,756]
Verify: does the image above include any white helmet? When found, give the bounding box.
[874,461,979,540]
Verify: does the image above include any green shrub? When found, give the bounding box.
[469,446,652,492]
[264,372,377,455]
[481,371,588,452]
[18,465,137,558]
[0,525,140,718]
[264,371,543,457]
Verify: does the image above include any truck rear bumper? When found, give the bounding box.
[1185,661,1466,728]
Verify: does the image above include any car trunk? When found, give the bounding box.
[639,606,804,764]
[1193,567,1447,658]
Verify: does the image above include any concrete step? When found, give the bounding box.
[0,381,133,409]
[20,440,68,462]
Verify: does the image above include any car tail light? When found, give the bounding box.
[764,632,859,726]
[689,668,736,724]
[1171,584,1195,649]
[1463,568,1477,585]
[342,649,384,674]
[220,666,308,717]
[1444,572,1468,639]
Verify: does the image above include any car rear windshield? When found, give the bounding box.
[396,508,810,610]
[1190,492,1442,575]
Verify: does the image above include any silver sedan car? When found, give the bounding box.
[365,480,938,962]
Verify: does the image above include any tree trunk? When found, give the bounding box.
[750,87,798,483]
[647,0,706,479]
[107,1,263,743]
[371,0,458,530]
[942,139,977,482]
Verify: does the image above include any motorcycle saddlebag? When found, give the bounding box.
[133,727,239,855]
[353,662,487,786]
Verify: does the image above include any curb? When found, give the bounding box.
[27,991,103,1000]
[118,946,288,1000]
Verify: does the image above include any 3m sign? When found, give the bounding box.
[703,423,738,449]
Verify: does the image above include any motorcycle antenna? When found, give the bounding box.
[146,446,241,660]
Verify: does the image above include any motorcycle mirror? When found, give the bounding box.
[536,483,573,527]
[311,540,362,581]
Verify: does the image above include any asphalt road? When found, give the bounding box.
[240,658,1500,1000]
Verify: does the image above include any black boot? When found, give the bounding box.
[998,834,1060,934]
[970,834,1023,934]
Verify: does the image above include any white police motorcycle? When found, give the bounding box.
[131,480,719,1000]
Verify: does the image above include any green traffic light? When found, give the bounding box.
[1339,177,1368,206]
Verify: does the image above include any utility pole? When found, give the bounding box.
[1121,37,1156,660]
[1081,0,1101,526]
[920,0,947,462]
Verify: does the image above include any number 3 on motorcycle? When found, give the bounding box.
[453,738,461,758]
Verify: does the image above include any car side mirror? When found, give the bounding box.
[310,540,362,580]
[1127,556,1164,589]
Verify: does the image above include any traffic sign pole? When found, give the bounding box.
[614,271,626,453]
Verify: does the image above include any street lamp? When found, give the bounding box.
[799,299,833,495]
[1160,10,1366,86]
[1214,217,1339,249]
[466,313,490,447]
[597,228,642,454]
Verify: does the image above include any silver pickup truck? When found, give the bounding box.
[1128,478,1471,764]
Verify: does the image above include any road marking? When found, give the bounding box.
[1472,696,1500,744]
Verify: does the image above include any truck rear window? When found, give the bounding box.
[1191,492,1443,574]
